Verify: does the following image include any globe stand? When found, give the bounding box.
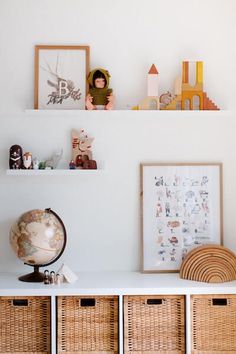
[12,208,67,283]
[19,265,45,282]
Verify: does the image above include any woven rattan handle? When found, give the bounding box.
[212,298,228,306]
[12,299,29,306]
[147,299,163,305]
[80,298,96,307]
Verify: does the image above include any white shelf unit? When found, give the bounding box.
[1,271,236,354]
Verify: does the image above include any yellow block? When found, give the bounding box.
[196,61,203,84]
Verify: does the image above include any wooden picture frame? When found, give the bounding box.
[34,45,90,110]
[141,163,223,273]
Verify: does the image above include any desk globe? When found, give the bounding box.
[10,208,66,282]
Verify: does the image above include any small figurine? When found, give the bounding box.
[33,157,40,170]
[43,270,50,285]
[9,144,23,169]
[50,271,56,284]
[159,91,173,109]
[86,68,114,110]
[83,160,97,169]
[23,152,33,169]
[75,155,84,169]
[55,273,61,285]
[39,161,46,170]
[45,149,63,169]
[69,160,76,169]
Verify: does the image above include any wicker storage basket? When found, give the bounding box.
[191,294,236,354]
[57,295,119,353]
[0,296,51,354]
[124,295,185,354]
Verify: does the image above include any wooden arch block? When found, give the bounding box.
[180,244,236,283]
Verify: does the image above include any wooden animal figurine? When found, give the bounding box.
[85,68,114,110]
[72,129,94,163]
[71,129,97,169]
[159,91,173,109]
[45,149,63,169]
[23,152,33,169]
[9,144,23,169]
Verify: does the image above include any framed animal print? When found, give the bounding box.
[34,45,90,109]
[141,163,223,273]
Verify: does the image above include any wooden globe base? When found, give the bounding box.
[18,265,44,282]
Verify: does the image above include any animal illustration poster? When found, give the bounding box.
[141,163,222,272]
[35,46,89,109]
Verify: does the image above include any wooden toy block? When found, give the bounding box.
[182,61,189,83]
[147,64,159,97]
[203,92,220,110]
[138,64,160,110]
[180,245,236,283]
[196,61,203,84]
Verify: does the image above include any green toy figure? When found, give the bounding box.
[85,68,114,110]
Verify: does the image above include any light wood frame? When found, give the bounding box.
[141,162,223,273]
[34,45,90,109]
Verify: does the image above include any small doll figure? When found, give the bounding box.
[69,160,76,169]
[56,273,62,285]
[50,271,56,284]
[9,145,23,169]
[23,152,33,169]
[85,68,114,110]
[43,270,50,285]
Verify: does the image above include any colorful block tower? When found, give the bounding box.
[181,61,204,110]
[161,60,219,110]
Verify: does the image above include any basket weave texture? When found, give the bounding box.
[124,295,185,354]
[0,296,51,354]
[191,294,236,353]
[57,295,119,353]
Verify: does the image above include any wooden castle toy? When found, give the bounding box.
[134,61,220,110]
[134,64,160,110]
[162,61,220,110]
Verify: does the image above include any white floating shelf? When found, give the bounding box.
[6,167,104,176]
[25,109,228,116]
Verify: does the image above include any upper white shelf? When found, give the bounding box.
[25,109,228,116]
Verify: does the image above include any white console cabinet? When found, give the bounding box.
[1,271,236,354]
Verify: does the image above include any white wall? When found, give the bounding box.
[0,0,236,273]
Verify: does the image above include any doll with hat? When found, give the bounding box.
[85,68,114,110]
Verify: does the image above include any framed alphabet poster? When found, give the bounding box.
[34,45,90,109]
[141,163,223,273]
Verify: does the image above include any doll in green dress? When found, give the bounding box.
[85,68,114,110]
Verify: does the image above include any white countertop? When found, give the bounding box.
[0,271,236,296]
